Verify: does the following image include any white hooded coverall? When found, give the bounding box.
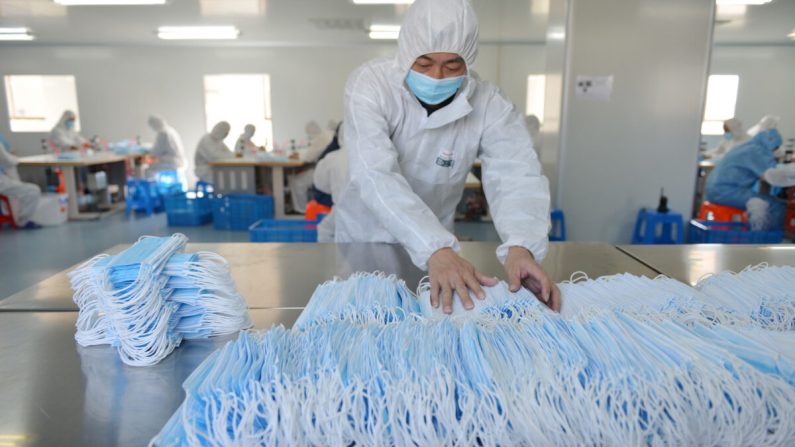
[705,118,749,160]
[0,140,40,226]
[235,125,258,156]
[194,122,233,183]
[331,0,551,269]
[289,121,334,213]
[49,110,88,151]
[147,115,185,175]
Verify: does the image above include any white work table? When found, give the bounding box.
[18,153,144,220]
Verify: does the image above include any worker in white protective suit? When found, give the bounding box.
[704,118,749,160]
[330,0,559,313]
[314,125,348,242]
[288,121,334,213]
[146,115,185,175]
[194,121,233,183]
[49,110,89,152]
[0,133,41,228]
[235,124,259,157]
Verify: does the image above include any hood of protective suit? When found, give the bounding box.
[525,114,541,134]
[243,124,255,139]
[56,110,76,127]
[305,121,322,140]
[397,0,479,74]
[750,128,782,152]
[148,115,165,132]
[747,115,780,137]
[210,121,231,141]
[723,118,743,137]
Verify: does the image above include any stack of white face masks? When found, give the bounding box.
[153,268,795,446]
[69,233,251,367]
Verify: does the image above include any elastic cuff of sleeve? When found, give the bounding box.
[496,239,549,265]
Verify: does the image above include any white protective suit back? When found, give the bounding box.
[148,115,185,171]
[194,121,232,182]
[332,0,550,269]
[49,110,87,151]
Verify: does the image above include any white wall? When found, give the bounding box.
[710,45,795,142]
[0,43,544,177]
[558,0,713,243]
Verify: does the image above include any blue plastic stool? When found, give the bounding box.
[631,208,684,244]
[550,209,566,241]
[126,178,163,217]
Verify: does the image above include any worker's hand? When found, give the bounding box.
[505,246,561,312]
[428,247,498,314]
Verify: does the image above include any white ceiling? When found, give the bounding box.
[0,0,791,47]
[0,0,551,46]
[713,0,795,44]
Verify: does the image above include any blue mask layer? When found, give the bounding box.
[723,132,732,141]
[405,70,464,105]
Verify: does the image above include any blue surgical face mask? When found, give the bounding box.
[723,132,732,141]
[65,120,76,131]
[405,70,465,106]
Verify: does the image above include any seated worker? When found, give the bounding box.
[146,115,185,176]
[288,121,334,213]
[49,110,89,152]
[234,124,260,157]
[194,121,233,183]
[0,133,41,228]
[703,118,748,160]
[328,0,560,313]
[706,128,786,230]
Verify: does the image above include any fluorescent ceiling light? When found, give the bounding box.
[789,30,795,40]
[54,0,166,5]
[0,28,35,41]
[353,0,413,4]
[369,24,400,40]
[157,26,240,40]
[715,0,772,5]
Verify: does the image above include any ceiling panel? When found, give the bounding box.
[0,0,551,45]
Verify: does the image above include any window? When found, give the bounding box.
[525,74,546,123]
[701,74,739,135]
[4,75,80,132]
[203,74,273,150]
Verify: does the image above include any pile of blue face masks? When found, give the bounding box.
[69,234,251,367]
[153,269,795,446]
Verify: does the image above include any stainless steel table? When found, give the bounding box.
[0,309,301,447]
[0,242,657,311]
[617,244,795,285]
[0,242,658,446]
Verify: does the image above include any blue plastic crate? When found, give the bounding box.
[165,192,213,226]
[125,178,164,216]
[688,220,784,244]
[213,194,274,231]
[249,219,320,243]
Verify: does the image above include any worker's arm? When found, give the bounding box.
[0,141,19,170]
[478,87,559,311]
